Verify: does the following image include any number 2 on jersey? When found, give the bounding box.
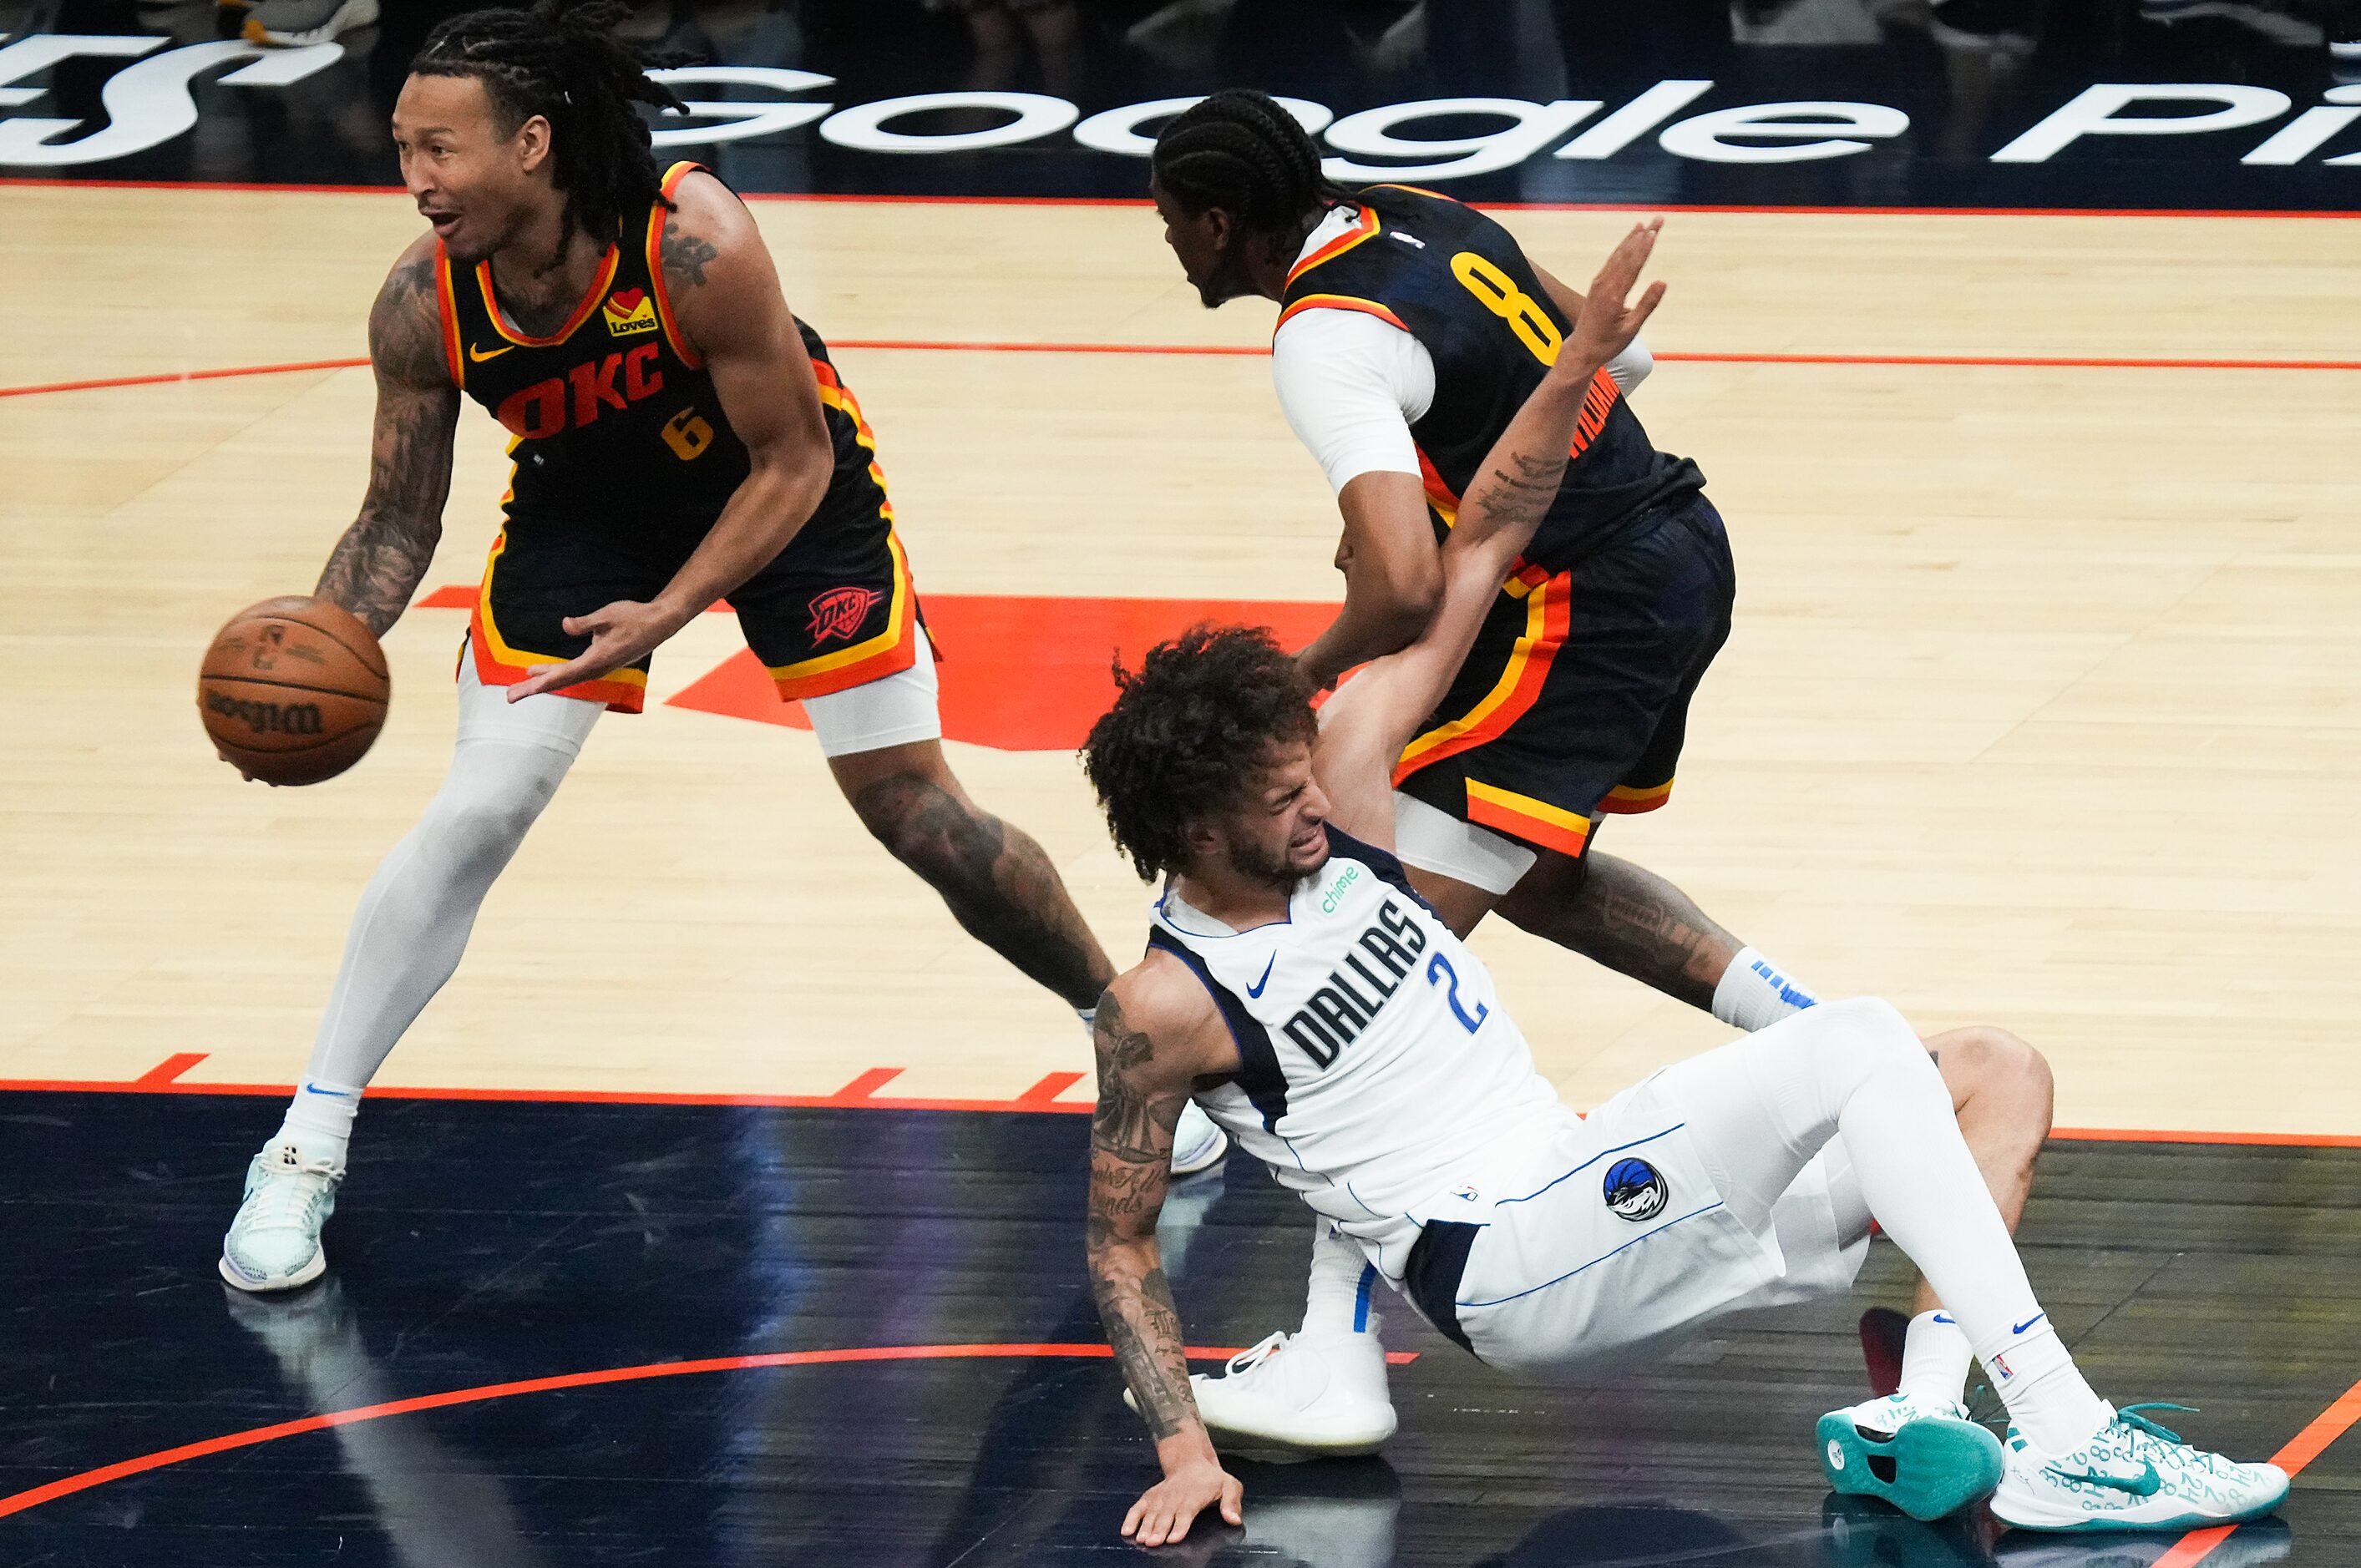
[1451,251,1563,367]
[1426,951,1491,1034]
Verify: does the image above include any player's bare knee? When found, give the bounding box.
[1933,1025,2054,1138]
[853,771,1002,885]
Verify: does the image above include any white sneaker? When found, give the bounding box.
[1129,1330,1397,1460]
[1817,1390,2004,1520]
[220,1141,343,1292]
[1170,1100,1228,1176]
[1991,1404,2289,1532]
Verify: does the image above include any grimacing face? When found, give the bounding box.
[393,73,553,266]
[1192,740,1331,888]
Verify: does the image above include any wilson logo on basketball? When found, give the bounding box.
[604,287,659,337]
[205,691,324,736]
[807,587,881,645]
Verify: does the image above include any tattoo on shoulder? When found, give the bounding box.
[1092,994,1183,1164]
[370,255,447,387]
[660,220,719,289]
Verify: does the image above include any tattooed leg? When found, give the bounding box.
[831,740,1114,1009]
[1495,847,1742,1013]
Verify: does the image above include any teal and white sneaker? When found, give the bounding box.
[1991,1404,2289,1532]
[219,1141,343,1292]
[1818,1391,2005,1520]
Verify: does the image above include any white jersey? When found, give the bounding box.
[1148,827,1561,1278]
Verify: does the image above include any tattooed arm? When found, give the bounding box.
[1087,961,1245,1547]
[314,236,460,637]
[506,171,836,701]
[1312,220,1671,845]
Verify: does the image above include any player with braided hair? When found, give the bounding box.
[1143,89,1832,1456]
[220,1,1228,1294]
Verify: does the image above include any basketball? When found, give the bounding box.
[197,596,390,787]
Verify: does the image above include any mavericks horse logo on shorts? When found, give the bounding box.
[807,586,882,645]
[1602,1156,1669,1222]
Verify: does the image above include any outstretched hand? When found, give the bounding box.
[1559,218,1667,377]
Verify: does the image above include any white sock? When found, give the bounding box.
[1897,1308,1977,1407]
[273,1077,362,1166]
[1978,1317,2108,1454]
[1300,1221,1384,1347]
[1712,946,1819,1032]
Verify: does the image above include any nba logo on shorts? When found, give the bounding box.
[1602,1157,1668,1222]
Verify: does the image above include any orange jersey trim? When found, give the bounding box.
[763,529,920,701]
[648,160,707,370]
[1599,780,1674,815]
[1274,295,1411,337]
[466,529,650,711]
[434,244,465,390]
[1362,183,1454,203]
[809,358,898,526]
[1394,569,1571,779]
[1285,204,1381,286]
[1464,779,1593,858]
[474,245,622,348]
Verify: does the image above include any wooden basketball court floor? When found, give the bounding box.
[3,184,2358,1564]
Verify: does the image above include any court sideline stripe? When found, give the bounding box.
[2152,1374,2361,1568]
[3,1065,2358,1146]
[10,343,2361,400]
[0,1340,1419,1521]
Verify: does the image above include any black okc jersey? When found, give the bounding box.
[433,161,918,711]
[1276,185,1703,569]
[1280,185,1730,862]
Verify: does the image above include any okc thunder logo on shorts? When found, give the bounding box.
[1602,1156,1669,1222]
[806,585,881,645]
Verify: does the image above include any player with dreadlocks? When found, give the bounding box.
[219,0,1229,1293]
[1138,89,1835,1455]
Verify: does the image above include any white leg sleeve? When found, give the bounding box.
[1651,1001,2052,1373]
[300,660,602,1091]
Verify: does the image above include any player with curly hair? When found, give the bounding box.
[1081,222,2286,1548]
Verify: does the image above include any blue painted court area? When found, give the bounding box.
[0,1093,2350,1565]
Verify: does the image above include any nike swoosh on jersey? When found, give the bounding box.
[2012,1313,2046,1336]
[2046,1462,2161,1497]
[468,341,516,362]
[1245,954,1277,999]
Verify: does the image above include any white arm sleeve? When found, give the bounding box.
[1269,308,1437,495]
[1605,336,1653,393]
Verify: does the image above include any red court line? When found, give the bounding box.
[830,1066,903,1101]
[2152,1375,2361,1568]
[0,1339,1421,1520]
[4,1066,2358,1145]
[8,345,2361,401]
[0,357,367,398]
[1016,1070,1087,1105]
[7,176,2358,220]
[131,1052,207,1087]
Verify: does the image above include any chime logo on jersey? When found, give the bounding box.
[1602,1157,1668,1222]
[604,287,659,337]
[807,586,880,645]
